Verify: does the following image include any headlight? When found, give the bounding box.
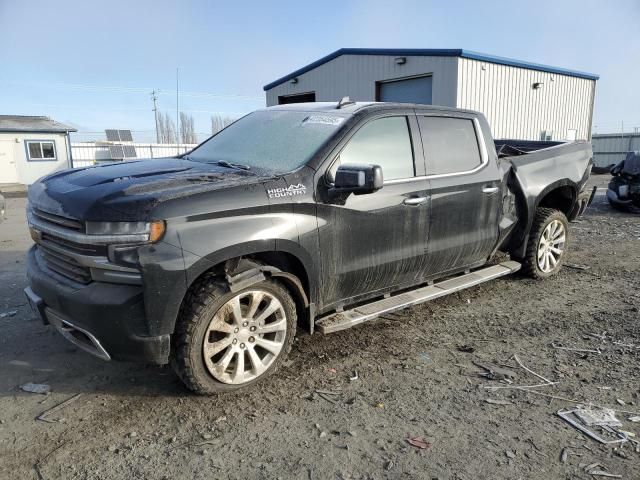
[85,220,166,243]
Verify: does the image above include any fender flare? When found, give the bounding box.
[225,258,309,308]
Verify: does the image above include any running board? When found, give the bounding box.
[315,261,521,334]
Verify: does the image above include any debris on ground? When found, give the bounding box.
[417,352,431,363]
[36,393,82,423]
[551,342,601,354]
[628,416,640,423]
[560,447,569,463]
[0,310,17,318]
[20,383,51,395]
[484,399,513,406]
[574,406,622,427]
[557,408,628,444]
[473,361,517,381]
[406,436,432,450]
[588,470,622,478]
[349,371,359,381]
[314,390,341,405]
[456,345,475,353]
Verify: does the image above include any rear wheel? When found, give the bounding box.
[172,276,296,394]
[522,208,569,279]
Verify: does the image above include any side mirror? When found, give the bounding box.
[330,163,383,196]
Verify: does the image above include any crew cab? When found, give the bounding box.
[24,101,594,394]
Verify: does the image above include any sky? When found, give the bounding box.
[0,0,639,142]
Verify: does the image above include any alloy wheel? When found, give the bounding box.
[537,219,566,273]
[202,290,287,384]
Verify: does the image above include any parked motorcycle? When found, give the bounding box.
[607,152,640,212]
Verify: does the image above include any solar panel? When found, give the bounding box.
[108,145,125,159]
[105,129,133,142]
[118,130,133,142]
[123,145,137,158]
[105,129,120,141]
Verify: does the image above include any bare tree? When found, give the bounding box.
[158,112,176,144]
[180,112,197,144]
[211,114,235,135]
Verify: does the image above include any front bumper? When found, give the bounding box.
[606,188,634,207]
[25,246,170,364]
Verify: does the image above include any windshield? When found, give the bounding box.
[185,110,347,174]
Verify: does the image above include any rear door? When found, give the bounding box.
[316,112,430,310]
[417,114,501,276]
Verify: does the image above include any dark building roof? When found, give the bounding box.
[264,48,600,91]
[0,115,77,133]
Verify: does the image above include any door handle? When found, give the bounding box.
[403,196,428,206]
[482,186,499,194]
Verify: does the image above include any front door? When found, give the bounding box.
[316,114,430,310]
[417,114,501,276]
[0,140,18,183]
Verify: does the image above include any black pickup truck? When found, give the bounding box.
[24,102,595,394]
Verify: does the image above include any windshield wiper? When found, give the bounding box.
[206,160,251,171]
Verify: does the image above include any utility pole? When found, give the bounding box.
[176,67,180,147]
[150,90,160,143]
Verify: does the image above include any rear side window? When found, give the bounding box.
[332,116,414,181]
[419,117,482,175]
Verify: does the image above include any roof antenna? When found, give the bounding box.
[337,96,355,109]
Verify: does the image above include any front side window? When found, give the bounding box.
[26,141,57,161]
[331,116,414,182]
[419,117,482,175]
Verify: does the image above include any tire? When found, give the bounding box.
[172,275,297,394]
[522,208,569,279]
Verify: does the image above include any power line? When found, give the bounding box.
[4,80,263,101]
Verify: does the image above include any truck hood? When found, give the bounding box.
[28,157,272,221]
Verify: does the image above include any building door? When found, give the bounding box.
[0,140,18,183]
[278,92,316,104]
[378,76,433,104]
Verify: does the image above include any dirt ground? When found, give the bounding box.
[1,175,639,480]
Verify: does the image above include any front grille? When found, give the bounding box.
[37,244,92,284]
[33,208,84,231]
[30,208,93,284]
[41,233,105,256]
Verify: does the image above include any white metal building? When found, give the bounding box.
[0,115,76,185]
[592,133,640,167]
[264,49,598,141]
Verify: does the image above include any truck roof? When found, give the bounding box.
[264,102,480,116]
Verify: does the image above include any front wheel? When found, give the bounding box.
[522,208,569,279]
[172,276,297,394]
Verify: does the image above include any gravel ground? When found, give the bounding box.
[0,175,639,480]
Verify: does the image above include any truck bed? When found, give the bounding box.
[494,139,566,158]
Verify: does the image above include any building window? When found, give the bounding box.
[540,130,553,141]
[278,92,316,104]
[25,140,57,161]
